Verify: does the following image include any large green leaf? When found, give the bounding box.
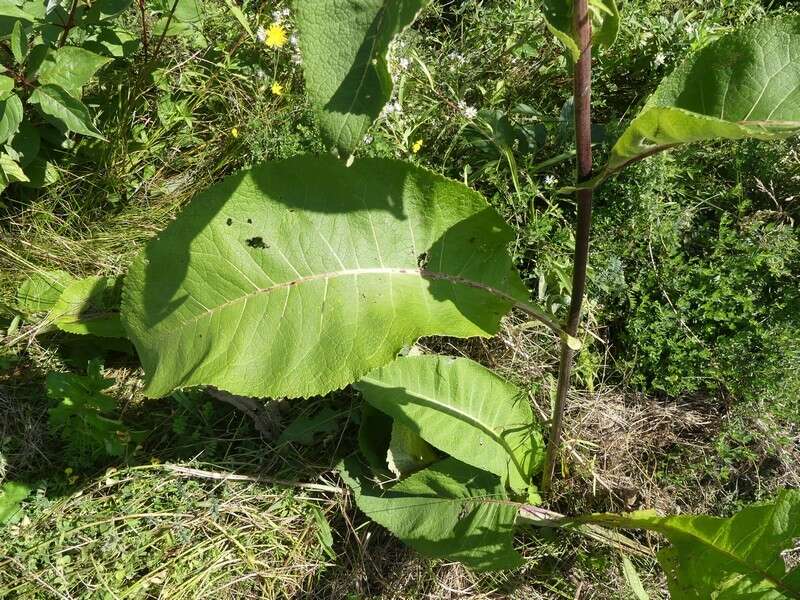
[592,16,800,186]
[542,0,620,62]
[356,355,543,492]
[29,84,104,139]
[51,276,125,338]
[37,47,113,98]
[296,0,428,156]
[583,490,800,599]
[122,156,531,399]
[340,455,523,571]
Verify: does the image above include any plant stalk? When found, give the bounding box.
[541,0,593,493]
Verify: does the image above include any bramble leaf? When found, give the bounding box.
[584,490,800,599]
[296,0,428,156]
[340,455,523,571]
[356,355,543,492]
[591,16,800,187]
[29,84,105,139]
[122,156,531,399]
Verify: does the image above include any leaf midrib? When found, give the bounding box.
[145,266,522,340]
[359,377,530,487]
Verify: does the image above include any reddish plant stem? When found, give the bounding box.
[541,0,593,494]
[58,0,79,48]
[138,0,150,62]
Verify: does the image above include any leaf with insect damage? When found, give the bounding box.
[122,155,537,399]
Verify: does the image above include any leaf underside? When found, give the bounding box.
[340,455,523,571]
[121,155,527,399]
[597,16,800,183]
[356,355,543,492]
[296,0,428,156]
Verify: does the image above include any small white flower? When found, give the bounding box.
[684,23,696,36]
[398,57,410,70]
[256,67,267,79]
[458,100,477,119]
[380,101,403,117]
[272,9,283,23]
[290,33,299,47]
[363,134,374,145]
[281,7,291,17]
[544,175,558,186]
[448,51,465,64]
[291,52,302,65]
[654,52,666,67]
[256,25,266,43]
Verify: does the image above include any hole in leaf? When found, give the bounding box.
[246,237,268,249]
[226,218,233,226]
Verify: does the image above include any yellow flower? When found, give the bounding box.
[412,139,423,153]
[265,23,288,48]
[271,81,284,96]
[231,127,239,138]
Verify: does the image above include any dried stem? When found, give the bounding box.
[541,0,594,493]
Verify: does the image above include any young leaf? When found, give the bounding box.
[36,47,113,98]
[584,489,800,599]
[340,455,523,571]
[17,269,73,313]
[29,84,105,139]
[0,481,30,524]
[295,0,428,156]
[356,355,543,492]
[10,20,25,64]
[51,276,125,338]
[122,156,532,399]
[592,16,800,187]
[386,422,438,478]
[542,0,620,62]
[0,93,23,145]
